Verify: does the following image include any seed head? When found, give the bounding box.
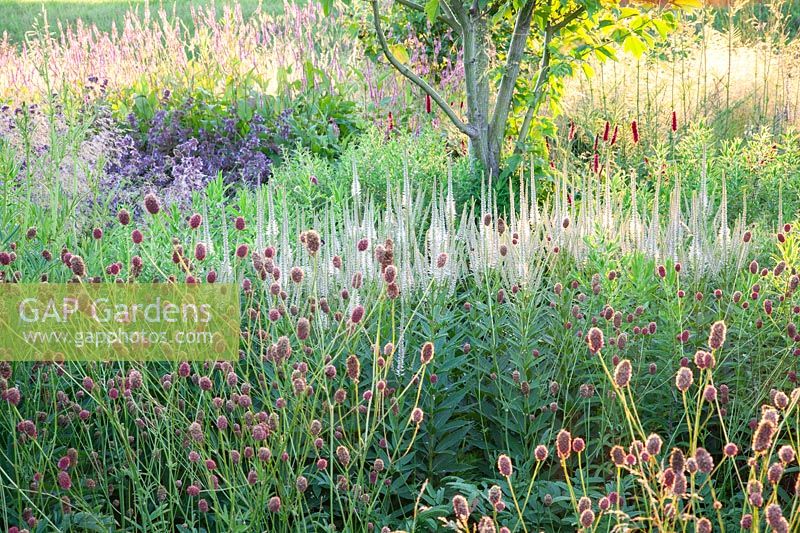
[572,437,585,454]
[268,496,281,513]
[580,509,595,528]
[723,442,738,457]
[765,504,784,529]
[670,448,685,472]
[57,470,72,490]
[703,385,717,403]
[410,407,424,425]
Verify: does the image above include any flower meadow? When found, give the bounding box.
[1,1,800,532]
[0,167,798,531]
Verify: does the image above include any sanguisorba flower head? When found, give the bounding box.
[346,355,360,382]
[586,327,604,354]
[268,496,281,513]
[675,367,693,392]
[708,320,726,351]
[336,445,350,467]
[752,419,776,454]
[497,454,513,477]
[296,317,310,340]
[420,342,434,365]
[613,359,632,387]
[556,429,572,460]
[645,434,663,456]
[580,509,595,528]
[70,255,86,277]
[350,305,364,324]
[143,192,160,215]
[534,445,548,462]
[304,230,321,255]
[452,494,470,522]
[765,504,788,532]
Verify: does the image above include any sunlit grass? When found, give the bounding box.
[0,0,290,43]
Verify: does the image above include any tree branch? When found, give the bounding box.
[370,0,476,137]
[489,0,536,142]
[394,0,457,29]
[515,25,552,151]
[551,6,586,32]
[514,6,587,151]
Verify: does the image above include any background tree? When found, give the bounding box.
[326,0,696,178]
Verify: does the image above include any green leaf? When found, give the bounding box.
[622,34,646,59]
[321,0,333,16]
[424,0,440,21]
[390,43,410,64]
[652,19,671,38]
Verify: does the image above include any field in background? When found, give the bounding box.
[0,0,288,43]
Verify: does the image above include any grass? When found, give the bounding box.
[0,0,291,43]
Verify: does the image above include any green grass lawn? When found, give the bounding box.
[0,0,290,43]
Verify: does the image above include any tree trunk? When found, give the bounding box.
[455,3,501,179]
